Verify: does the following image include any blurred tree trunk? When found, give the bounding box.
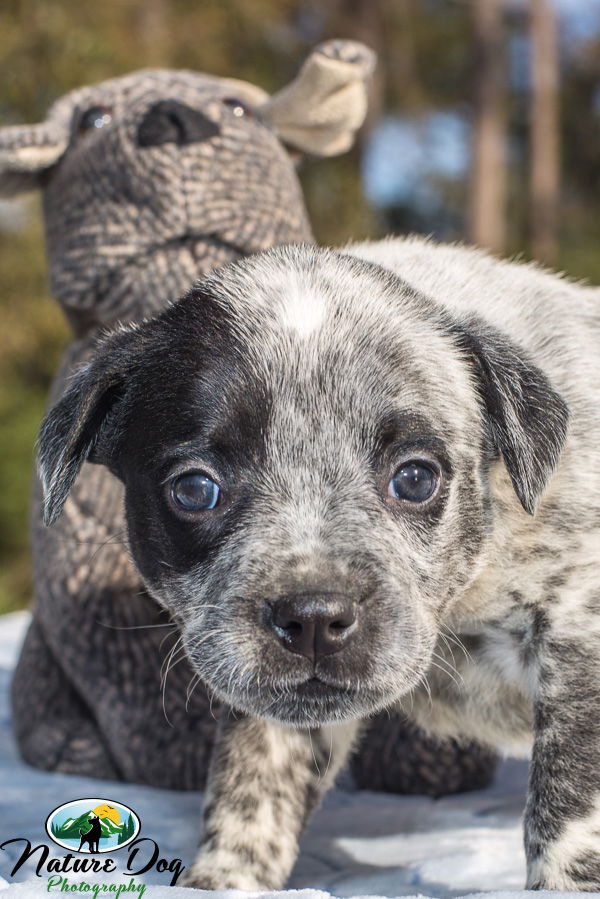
[529,0,560,265]
[387,0,428,114]
[468,0,507,254]
[136,0,171,67]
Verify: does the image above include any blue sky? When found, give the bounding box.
[363,1,600,210]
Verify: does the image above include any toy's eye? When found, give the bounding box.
[222,97,253,118]
[388,461,439,504]
[171,472,220,512]
[78,106,113,135]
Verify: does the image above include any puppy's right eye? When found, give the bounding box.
[388,461,439,504]
[171,473,220,511]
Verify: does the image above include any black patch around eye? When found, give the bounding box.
[221,97,253,118]
[78,106,113,135]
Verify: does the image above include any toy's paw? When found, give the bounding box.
[261,38,376,156]
[315,38,377,75]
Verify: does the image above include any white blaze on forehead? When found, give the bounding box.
[279,273,327,337]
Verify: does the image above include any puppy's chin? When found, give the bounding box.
[252,682,393,727]
[200,673,411,727]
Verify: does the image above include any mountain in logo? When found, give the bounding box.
[49,807,137,845]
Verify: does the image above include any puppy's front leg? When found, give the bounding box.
[525,626,600,890]
[185,711,360,890]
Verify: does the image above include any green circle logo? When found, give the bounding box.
[46,798,141,854]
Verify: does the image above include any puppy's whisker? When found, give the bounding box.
[308,729,321,782]
[160,628,181,652]
[416,671,433,708]
[186,673,203,711]
[56,529,128,548]
[160,634,184,678]
[160,634,189,725]
[438,632,460,673]
[440,625,472,663]
[429,652,465,691]
[323,726,334,781]
[96,620,177,631]
[208,688,218,722]
[86,534,129,565]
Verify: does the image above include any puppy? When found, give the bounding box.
[37,237,599,891]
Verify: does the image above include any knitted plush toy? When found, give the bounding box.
[1,41,496,791]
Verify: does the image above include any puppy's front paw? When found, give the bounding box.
[183,859,274,891]
[526,854,600,892]
[181,871,226,890]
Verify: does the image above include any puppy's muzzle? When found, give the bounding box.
[269,594,358,661]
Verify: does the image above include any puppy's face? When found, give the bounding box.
[38,247,569,725]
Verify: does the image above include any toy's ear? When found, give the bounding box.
[0,122,68,197]
[258,39,376,157]
[218,77,270,110]
[37,327,139,526]
[452,319,569,515]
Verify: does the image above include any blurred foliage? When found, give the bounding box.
[0,205,69,612]
[1,0,600,613]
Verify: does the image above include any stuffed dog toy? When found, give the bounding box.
[2,43,494,792]
[1,40,368,785]
[36,236,597,891]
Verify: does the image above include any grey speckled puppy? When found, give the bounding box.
[37,237,599,890]
[2,44,494,793]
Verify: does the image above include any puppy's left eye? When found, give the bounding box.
[171,473,220,511]
[388,462,439,503]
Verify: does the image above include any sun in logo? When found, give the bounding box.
[92,804,120,825]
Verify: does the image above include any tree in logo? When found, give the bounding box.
[118,814,136,845]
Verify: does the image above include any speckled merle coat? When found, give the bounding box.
[0,45,493,792]
[37,237,599,890]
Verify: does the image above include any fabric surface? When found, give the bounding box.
[2,612,596,899]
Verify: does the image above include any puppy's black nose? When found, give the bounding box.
[137,99,220,147]
[271,595,357,661]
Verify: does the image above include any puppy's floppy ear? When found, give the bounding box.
[452,318,569,515]
[0,121,68,197]
[37,327,139,526]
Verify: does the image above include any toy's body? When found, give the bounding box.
[2,45,495,790]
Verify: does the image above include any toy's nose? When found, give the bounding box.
[270,594,357,661]
[137,99,220,147]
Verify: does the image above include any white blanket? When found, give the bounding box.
[0,612,595,899]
